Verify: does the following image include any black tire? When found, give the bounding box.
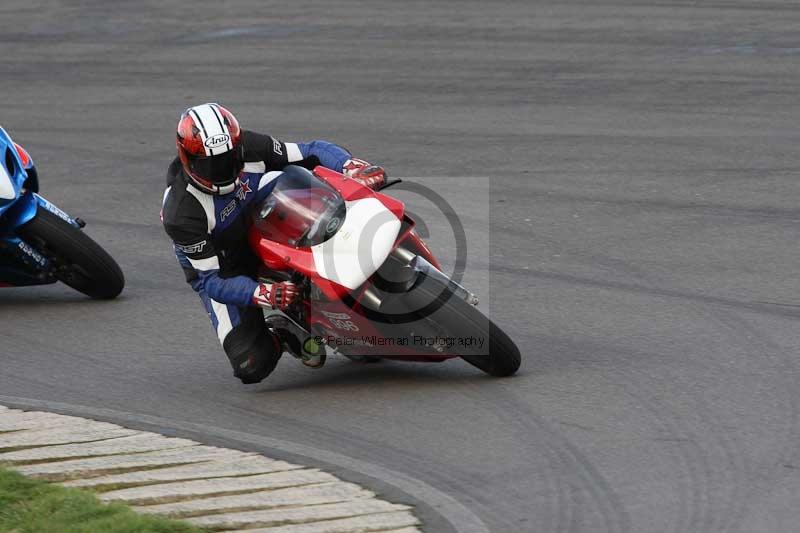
[460,318,521,377]
[19,209,124,299]
[380,271,521,377]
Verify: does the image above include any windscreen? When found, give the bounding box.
[252,166,346,247]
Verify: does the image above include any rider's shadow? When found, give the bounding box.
[251,358,494,393]
[0,288,101,307]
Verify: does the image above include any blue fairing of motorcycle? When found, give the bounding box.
[0,127,81,287]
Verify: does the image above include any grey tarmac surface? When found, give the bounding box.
[2,1,800,532]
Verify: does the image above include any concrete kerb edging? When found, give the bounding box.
[0,396,490,533]
[0,402,420,533]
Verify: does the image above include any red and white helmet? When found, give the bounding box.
[176,103,244,194]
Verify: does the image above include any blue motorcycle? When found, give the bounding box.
[0,127,123,298]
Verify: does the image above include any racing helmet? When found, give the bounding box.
[176,103,244,195]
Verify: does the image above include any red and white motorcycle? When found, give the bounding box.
[248,165,520,377]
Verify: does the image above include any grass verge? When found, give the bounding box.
[0,467,205,533]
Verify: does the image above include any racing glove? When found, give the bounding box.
[342,158,386,190]
[252,281,298,310]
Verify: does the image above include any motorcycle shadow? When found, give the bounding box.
[260,357,493,393]
[0,288,122,308]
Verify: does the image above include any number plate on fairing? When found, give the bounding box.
[321,310,360,332]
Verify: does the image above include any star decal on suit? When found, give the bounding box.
[236,179,252,200]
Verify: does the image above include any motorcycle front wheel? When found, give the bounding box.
[19,209,124,299]
[379,270,521,377]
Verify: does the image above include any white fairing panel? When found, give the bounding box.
[311,197,401,290]
[0,164,16,200]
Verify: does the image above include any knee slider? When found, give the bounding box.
[225,328,280,385]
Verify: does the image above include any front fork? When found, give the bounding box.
[0,191,84,287]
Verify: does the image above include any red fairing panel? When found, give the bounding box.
[13,143,32,169]
[312,166,405,220]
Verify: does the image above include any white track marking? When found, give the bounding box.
[0,405,422,532]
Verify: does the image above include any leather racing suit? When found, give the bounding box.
[161,130,352,383]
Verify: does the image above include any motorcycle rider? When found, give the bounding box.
[161,103,386,384]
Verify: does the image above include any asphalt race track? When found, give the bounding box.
[3,1,800,532]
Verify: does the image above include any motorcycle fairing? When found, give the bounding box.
[0,192,79,238]
[0,128,82,287]
[0,127,27,216]
[0,163,15,201]
[35,194,81,228]
[310,197,401,290]
[249,166,406,299]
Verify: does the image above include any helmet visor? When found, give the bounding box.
[187,147,243,185]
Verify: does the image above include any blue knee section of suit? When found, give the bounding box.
[195,270,257,308]
[198,289,243,338]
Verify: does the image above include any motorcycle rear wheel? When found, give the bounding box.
[19,209,124,299]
